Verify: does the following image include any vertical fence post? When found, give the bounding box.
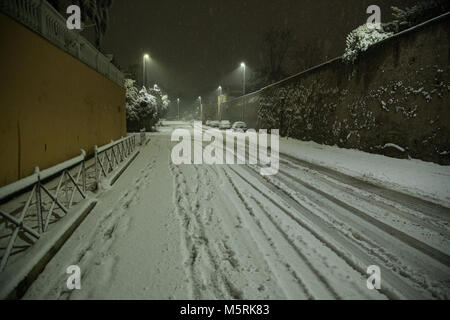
[63,170,70,208]
[82,160,86,193]
[34,167,44,234]
[120,137,124,162]
[81,149,86,193]
[130,137,132,154]
[94,145,99,189]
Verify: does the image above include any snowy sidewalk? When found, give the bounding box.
[24,135,188,299]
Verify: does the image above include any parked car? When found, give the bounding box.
[232,121,248,132]
[210,121,220,128]
[219,120,232,130]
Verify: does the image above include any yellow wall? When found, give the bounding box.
[0,13,126,187]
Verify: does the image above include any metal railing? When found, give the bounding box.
[0,150,87,272]
[0,0,124,87]
[94,135,137,185]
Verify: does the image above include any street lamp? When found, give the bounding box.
[143,54,150,88]
[177,98,180,121]
[218,86,223,120]
[240,62,246,121]
[240,62,246,96]
[198,96,203,122]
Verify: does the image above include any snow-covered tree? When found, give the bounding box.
[135,86,158,122]
[162,95,170,109]
[148,84,162,102]
[161,95,170,119]
[343,24,393,63]
[124,80,171,131]
[125,78,139,122]
[148,84,170,119]
[342,1,448,64]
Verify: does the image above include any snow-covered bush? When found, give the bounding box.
[343,24,393,63]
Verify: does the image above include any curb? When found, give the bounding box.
[110,150,140,186]
[0,199,97,299]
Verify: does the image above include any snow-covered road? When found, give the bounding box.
[24,123,450,300]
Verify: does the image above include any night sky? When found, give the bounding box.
[100,0,417,112]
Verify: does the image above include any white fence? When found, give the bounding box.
[0,150,88,272]
[94,135,137,184]
[0,134,139,272]
[0,0,124,87]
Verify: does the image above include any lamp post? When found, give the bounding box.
[177,98,180,121]
[143,54,150,88]
[198,96,203,122]
[240,62,246,121]
[218,86,222,120]
[240,62,246,96]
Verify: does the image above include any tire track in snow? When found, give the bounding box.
[222,168,314,299]
[198,129,447,298]
[225,167,376,299]
[227,165,431,299]
[265,166,448,299]
[191,165,247,300]
[280,158,450,227]
[242,146,449,298]
[270,170,449,299]
[200,165,289,299]
[280,161,450,256]
[278,154,450,222]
